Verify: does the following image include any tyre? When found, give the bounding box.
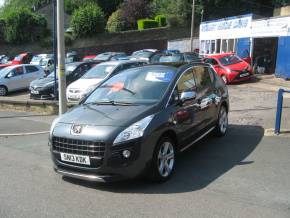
[0,86,7,96]
[214,105,228,137]
[221,75,228,84]
[148,137,176,183]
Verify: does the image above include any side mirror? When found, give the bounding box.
[180,91,197,103]
[6,72,13,78]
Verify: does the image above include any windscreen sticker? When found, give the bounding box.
[111,82,124,92]
[145,71,174,82]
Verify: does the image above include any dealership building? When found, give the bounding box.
[199,14,290,79]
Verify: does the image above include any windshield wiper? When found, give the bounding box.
[84,100,137,106]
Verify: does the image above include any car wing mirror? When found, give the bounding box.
[180,91,197,103]
[6,72,13,78]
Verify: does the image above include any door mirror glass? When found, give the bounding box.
[180,91,197,103]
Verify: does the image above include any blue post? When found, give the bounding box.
[52,0,57,99]
[275,89,284,135]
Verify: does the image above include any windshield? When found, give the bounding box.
[31,56,42,63]
[85,67,175,104]
[219,55,242,66]
[94,53,111,61]
[39,59,47,66]
[82,64,116,79]
[132,51,153,58]
[159,55,183,63]
[0,67,12,77]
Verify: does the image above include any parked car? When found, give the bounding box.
[204,53,253,84]
[30,62,94,100]
[39,58,55,75]
[0,64,45,96]
[30,54,54,65]
[150,52,201,64]
[82,55,97,62]
[66,60,147,102]
[65,51,81,64]
[0,55,9,64]
[130,49,158,61]
[93,52,128,63]
[50,62,229,183]
[0,52,34,69]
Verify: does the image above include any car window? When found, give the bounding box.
[25,66,39,73]
[193,66,213,90]
[177,69,197,94]
[219,55,242,66]
[204,58,218,65]
[13,67,24,76]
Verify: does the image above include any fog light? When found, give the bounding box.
[122,150,131,158]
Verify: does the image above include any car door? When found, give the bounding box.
[5,67,25,91]
[169,68,204,148]
[193,65,217,128]
[24,66,42,88]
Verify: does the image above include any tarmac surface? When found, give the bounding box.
[0,81,289,218]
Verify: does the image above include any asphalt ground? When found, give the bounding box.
[0,84,289,218]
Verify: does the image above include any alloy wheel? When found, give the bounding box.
[157,141,175,178]
[219,107,228,134]
[0,86,7,96]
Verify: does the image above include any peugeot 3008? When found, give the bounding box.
[49,63,229,183]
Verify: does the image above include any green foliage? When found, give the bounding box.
[106,9,127,32]
[154,15,167,27]
[137,19,159,30]
[64,0,93,15]
[64,32,74,46]
[70,2,105,37]
[2,7,47,43]
[97,0,123,17]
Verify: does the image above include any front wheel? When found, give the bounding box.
[214,105,228,137]
[148,137,176,182]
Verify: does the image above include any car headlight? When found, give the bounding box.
[50,117,60,136]
[113,115,154,145]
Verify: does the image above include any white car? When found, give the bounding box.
[66,60,147,102]
[0,65,45,96]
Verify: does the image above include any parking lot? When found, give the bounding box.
[0,82,289,218]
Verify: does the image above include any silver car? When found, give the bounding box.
[0,64,45,96]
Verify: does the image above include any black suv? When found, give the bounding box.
[49,63,229,182]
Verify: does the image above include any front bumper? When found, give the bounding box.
[228,71,253,83]
[50,138,149,182]
[30,87,55,100]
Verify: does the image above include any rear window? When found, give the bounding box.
[25,66,39,73]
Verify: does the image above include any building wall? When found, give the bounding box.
[167,38,199,52]
[274,6,290,17]
[275,36,290,79]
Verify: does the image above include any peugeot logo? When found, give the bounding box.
[71,124,83,135]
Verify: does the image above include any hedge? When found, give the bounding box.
[155,15,167,27]
[137,19,159,30]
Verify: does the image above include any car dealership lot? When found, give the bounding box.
[0,84,289,218]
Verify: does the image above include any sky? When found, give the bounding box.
[0,0,4,7]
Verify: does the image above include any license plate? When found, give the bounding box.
[31,90,39,94]
[69,94,80,100]
[60,153,90,165]
[240,73,250,78]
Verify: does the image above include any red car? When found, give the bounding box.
[82,55,97,62]
[0,52,34,69]
[204,53,253,84]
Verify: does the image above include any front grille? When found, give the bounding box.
[52,136,105,158]
[69,89,81,93]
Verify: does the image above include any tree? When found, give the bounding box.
[97,0,123,17]
[2,7,47,43]
[70,2,105,37]
[119,0,151,29]
[106,9,127,32]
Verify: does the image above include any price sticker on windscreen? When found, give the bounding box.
[145,71,174,82]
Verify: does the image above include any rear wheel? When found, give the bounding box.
[148,137,176,182]
[221,75,228,84]
[0,86,7,96]
[214,105,228,137]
